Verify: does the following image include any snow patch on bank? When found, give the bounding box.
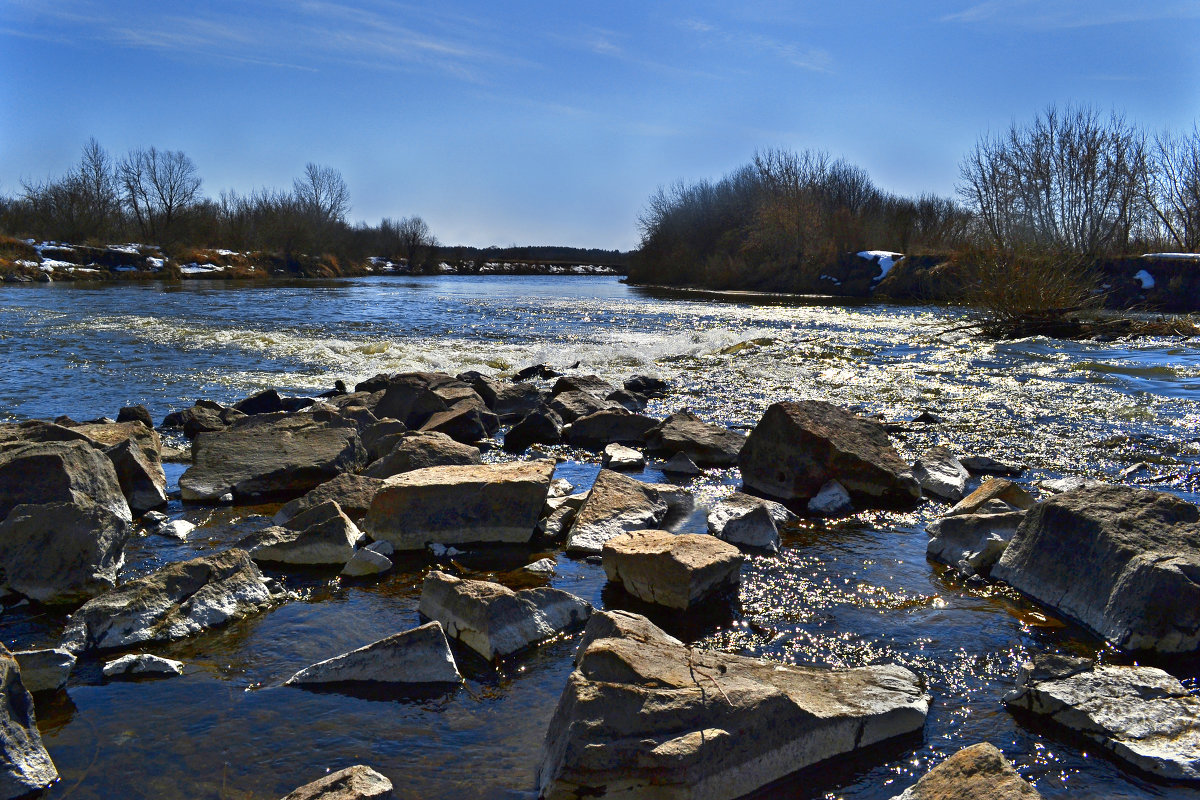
[1134,269,1155,289]
[858,250,903,282]
[1143,253,1200,260]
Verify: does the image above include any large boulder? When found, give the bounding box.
[241,502,360,566]
[0,439,131,523]
[1004,654,1200,782]
[991,485,1200,653]
[549,391,619,424]
[706,492,797,552]
[278,765,393,800]
[565,411,657,450]
[273,473,385,525]
[418,397,499,444]
[504,406,563,452]
[363,461,555,550]
[644,411,745,467]
[362,431,480,479]
[889,742,1043,799]
[72,420,164,473]
[104,438,167,513]
[0,645,59,797]
[602,531,742,609]
[418,571,592,660]
[284,621,461,686]
[926,512,1026,579]
[0,499,131,604]
[60,549,279,652]
[536,611,930,800]
[739,401,920,507]
[564,470,670,555]
[180,414,366,502]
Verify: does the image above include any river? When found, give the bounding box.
[1,275,1198,799]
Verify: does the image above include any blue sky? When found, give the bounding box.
[2,1,1198,249]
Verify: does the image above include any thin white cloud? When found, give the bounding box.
[941,0,1200,29]
[681,18,832,73]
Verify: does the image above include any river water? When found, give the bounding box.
[1,275,1199,799]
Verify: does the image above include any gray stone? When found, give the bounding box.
[926,512,1026,578]
[889,742,1043,800]
[551,375,618,399]
[364,461,555,550]
[418,397,499,443]
[61,549,278,653]
[992,485,1200,653]
[536,611,930,800]
[548,478,574,498]
[0,438,132,523]
[549,390,619,424]
[523,558,557,575]
[603,530,742,609]
[0,500,131,604]
[284,621,461,686]
[564,470,669,555]
[601,443,645,470]
[0,645,58,797]
[807,479,854,516]
[362,431,480,479]
[707,492,797,551]
[739,401,920,507]
[103,438,167,513]
[274,473,385,524]
[11,649,74,693]
[180,414,365,502]
[418,571,592,660]
[241,503,360,566]
[960,455,1024,476]
[341,548,392,577]
[913,446,970,501]
[278,764,394,800]
[158,519,195,540]
[503,406,564,452]
[644,410,745,467]
[102,653,184,678]
[359,419,409,462]
[659,452,701,475]
[1005,655,1200,782]
[566,411,657,450]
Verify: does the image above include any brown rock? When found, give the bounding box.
[602,530,742,609]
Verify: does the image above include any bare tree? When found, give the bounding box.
[18,138,122,242]
[118,146,202,242]
[1144,124,1200,251]
[293,163,350,225]
[381,215,437,268]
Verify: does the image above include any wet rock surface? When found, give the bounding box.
[285,621,461,687]
[0,644,58,798]
[889,742,1043,799]
[536,610,930,800]
[563,469,670,554]
[602,530,742,609]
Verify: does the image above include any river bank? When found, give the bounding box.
[1,275,1199,798]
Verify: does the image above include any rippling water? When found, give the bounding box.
[2,276,1199,799]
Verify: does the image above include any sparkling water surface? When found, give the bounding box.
[1,275,1199,799]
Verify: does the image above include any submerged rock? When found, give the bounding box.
[960,454,1024,476]
[1005,655,1200,782]
[180,414,365,502]
[739,401,920,507]
[285,621,461,686]
[536,611,930,800]
[659,452,701,475]
[889,742,1043,799]
[0,499,131,604]
[563,470,669,555]
[0,645,59,797]
[102,653,184,678]
[913,446,970,501]
[991,485,1200,653]
[364,460,555,550]
[706,492,797,551]
[278,765,394,800]
[61,549,279,653]
[602,530,742,609]
[418,571,591,660]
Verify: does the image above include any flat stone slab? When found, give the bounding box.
[103,653,185,678]
[1005,654,1200,782]
[278,764,394,800]
[285,621,461,686]
[363,460,555,550]
[536,610,930,800]
[418,571,592,661]
[992,485,1200,653]
[889,742,1043,799]
[602,530,742,609]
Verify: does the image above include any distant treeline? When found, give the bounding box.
[0,139,629,273]
[630,105,1200,309]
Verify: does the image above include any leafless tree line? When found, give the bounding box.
[1,140,438,267]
